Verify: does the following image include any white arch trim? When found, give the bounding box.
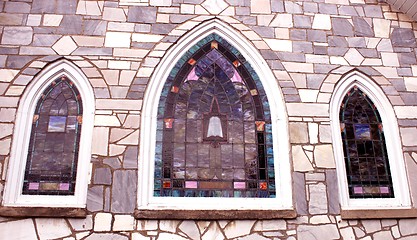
[330,71,411,210]
[3,59,95,208]
[138,19,292,211]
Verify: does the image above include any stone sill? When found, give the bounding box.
[341,208,417,219]
[134,209,297,220]
[0,206,87,218]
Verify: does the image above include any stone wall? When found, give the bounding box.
[1,0,417,239]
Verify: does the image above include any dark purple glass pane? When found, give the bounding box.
[340,88,393,198]
[23,77,82,195]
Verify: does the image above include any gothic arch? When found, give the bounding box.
[330,70,410,210]
[138,19,292,212]
[3,59,95,207]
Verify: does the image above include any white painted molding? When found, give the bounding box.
[138,19,293,211]
[330,71,411,209]
[3,59,95,208]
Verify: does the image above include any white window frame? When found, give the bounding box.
[2,60,95,208]
[138,19,293,211]
[330,71,411,210]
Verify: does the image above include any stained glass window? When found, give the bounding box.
[155,34,275,198]
[23,76,83,195]
[340,87,394,198]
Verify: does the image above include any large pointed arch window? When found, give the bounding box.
[156,34,274,198]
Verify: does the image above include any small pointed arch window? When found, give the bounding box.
[23,76,83,195]
[156,34,275,198]
[331,71,411,215]
[3,60,95,209]
[340,87,393,198]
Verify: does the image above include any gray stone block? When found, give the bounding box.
[332,18,354,37]
[357,49,378,58]
[4,2,31,13]
[94,88,111,99]
[353,17,374,37]
[399,52,417,65]
[236,7,250,15]
[293,42,313,54]
[285,1,302,14]
[104,157,122,169]
[236,16,256,25]
[87,186,104,212]
[271,0,284,12]
[277,52,305,62]
[313,46,328,55]
[397,67,413,77]
[123,146,138,169]
[290,29,306,41]
[94,167,112,185]
[6,56,36,69]
[328,36,348,47]
[151,24,176,34]
[33,34,61,47]
[293,15,311,29]
[0,13,24,26]
[83,20,107,36]
[326,170,340,215]
[400,93,417,105]
[2,27,33,45]
[304,2,318,13]
[170,14,196,24]
[128,7,157,23]
[391,28,417,47]
[259,50,279,60]
[111,170,137,213]
[364,5,383,18]
[252,26,274,38]
[328,47,348,56]
[307,30,326,43]
[338,5,358,16]
[314,64,336,74]
[56,16,83,35]
[307,74,326,89]
[347,37,366,48]
[293,172,308,215]
[318,3,337,15]
[56,0,77,14]
[31,0,56,14]
[390,79,407,92]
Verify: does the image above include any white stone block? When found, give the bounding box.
[94,212,113,232]
[270,14,293,28]
[150,0,172,6]
[113,215,135,231]
[201,0,229,15]
[312,14,331,30]
[404,77,417,92]
[108,60,131,70]
[314,144,335,168]
[0,138,11,155]
[0,219,37,240]
[250,0,271,13]
[292,145,314,172]
[0,69,19,82]
[103,7,127,21]
[400,128,417,146]
[52,36,78,55]
[287,103,329,117]
[105,32,131,48]
[381,52,399,67]
[282,62,314,73]
[0,123,13,139]
[344,49,364,66]
[43,14,63,26]
[76,1,102,15]
[95,115,121,127]
[308,122,319,144]
[36,218,72,240]
[224,220,255,239]
[373,18,391,38]
[299,89,319,103]
[96,99,142,110]
[132,33,164,43]
[264,39,292,52]
[73,36,105,47]
[92,127,109,155]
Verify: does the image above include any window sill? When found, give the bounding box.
[0,206,87,218]
[341,208,417,219]
[134,208,297,220]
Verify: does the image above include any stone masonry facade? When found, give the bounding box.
[1,0,417,239]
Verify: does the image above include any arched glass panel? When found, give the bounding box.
[155,34,275,198]
[340,87,394,198]
[23,75,83,195]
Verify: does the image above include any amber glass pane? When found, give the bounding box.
[23,76,82,195]
[340,87,393,198]
[155,34,275,198]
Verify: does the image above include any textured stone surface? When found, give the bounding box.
[111,170,137,213]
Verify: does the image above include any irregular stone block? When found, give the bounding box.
[391,28,417,47]
[36,218,72,240]
[332,18,353,37]
[308,183,328,214]
[293,172,308,215]
[0,219,37,239]
[1,27,33,45]
[87,186,104,212]
[128,6,157,23]
[111,170,137,213]
[298,224,339,240]
[94,167,112,185]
